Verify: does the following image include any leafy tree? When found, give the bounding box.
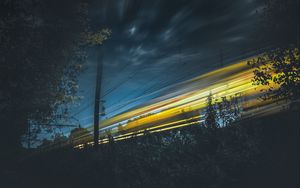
[21,123,42,149]
[205,93,242,128]
[68,127,93,146]
[52,133,68,147]
[215,95,242,127]
[0,0,110,157]
[249,0,299,102]
[204,93,219,129]
[248,48,300,100]
[38,138,53,149]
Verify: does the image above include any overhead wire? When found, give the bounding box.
[42,47,271,149]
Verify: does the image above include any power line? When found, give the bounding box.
[71,101,94,117]
[102,57,154,97]
[52,48,266,135]
[102,60,132,94]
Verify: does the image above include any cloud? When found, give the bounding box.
[225,36,245,43]
[74,0,267,119]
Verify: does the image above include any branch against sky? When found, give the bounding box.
[248,0,299,102]
[248,48,300,101]
[0,0,110,152]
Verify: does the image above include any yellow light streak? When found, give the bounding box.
[70,55,287,149]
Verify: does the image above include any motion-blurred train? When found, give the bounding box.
[36,50,298,151]
[72,56,290,148]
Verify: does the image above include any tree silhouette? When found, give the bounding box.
[215,95,242,127]
[249,0,299,102]
[0,0,110,156]
[204,93,219,129]
[68,127,93,146]
[248,48,299,101]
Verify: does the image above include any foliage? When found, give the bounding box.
[0,0,110,154]
[7,110,300,188]
[205,93,242,128]
[52,133,68,144]
[68,127,93,146]
[249,0,299,102]
[215,95,242,127]
[38,139,53,149]
[204,93,219,128]
[84,122,261,188]
[248,48,300,100]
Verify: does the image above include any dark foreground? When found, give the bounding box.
[1,110,299,188]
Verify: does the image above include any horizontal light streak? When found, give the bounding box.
[69,55,285,149]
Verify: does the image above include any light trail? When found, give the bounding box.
[96,61,259,129]
[73,115,202,148]
[49,54,291,150]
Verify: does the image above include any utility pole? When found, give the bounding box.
[94,48,103,150]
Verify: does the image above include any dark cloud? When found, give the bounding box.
[73,0,266,124]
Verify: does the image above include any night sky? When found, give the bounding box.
[68,0,267,131]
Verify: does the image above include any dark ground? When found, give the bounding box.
[1,110,299,188]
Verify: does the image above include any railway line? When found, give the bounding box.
[45,54,291,150]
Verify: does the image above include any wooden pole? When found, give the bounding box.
[94,49,103,150]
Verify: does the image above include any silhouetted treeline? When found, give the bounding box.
[2,109,298,188]
[0,1,110,161]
